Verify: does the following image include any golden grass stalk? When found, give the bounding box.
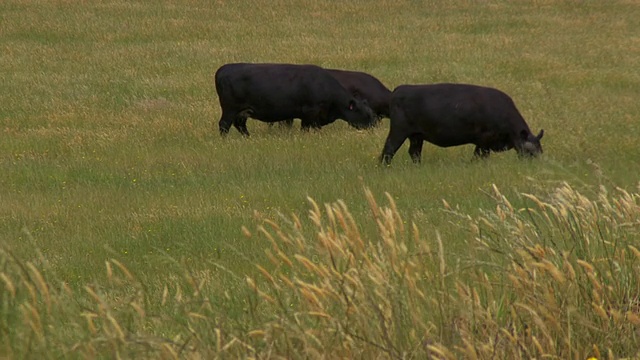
[110,259,134,281]
[26,262,50,312]
[0,273,16,299]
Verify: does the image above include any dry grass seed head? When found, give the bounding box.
[531,335,545,356]
[161,285,169,306]
[278,273,295,290]
[626,311,640,325]
[84,286,107,313]
[264,249,281,268]
[294,254,322,276]
[0,273,16,298]
[592,303,609,323]
[364,187,381,222]
[110,259,134,281]
[543,259,566,284]
[241,225,252,238]
[628,245,640,260]
[308,196,322,227]
[276,250,293,268]
[160,343,179,360]
[576,259,595,273]
[105,261,113,284]
[81,312,98,335]
[258,225,281,253]
[586,272,603,293]
[426,343,457,360]
[256,265,276,287]
[20,303,43,340]
[563,256,577,281]
[106,313,125,341]
[130,301,145,319]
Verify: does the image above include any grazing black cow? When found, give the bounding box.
[272,68,392,129]
[327,68,392,120]
[215,63,376,136]
[380,83,544,164]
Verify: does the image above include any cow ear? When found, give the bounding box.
[348,100,355,111]
[536,129,544,140]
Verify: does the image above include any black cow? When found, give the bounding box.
[273,68,392,129]
[215,63,376,136]
[380,83,544,164]
[327,68,391,121]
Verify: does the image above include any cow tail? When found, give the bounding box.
[214,69,228,99]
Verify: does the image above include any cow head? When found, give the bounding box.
[518,129,544,157]
[343,98,376,129]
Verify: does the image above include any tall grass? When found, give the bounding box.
[2,182,638,358]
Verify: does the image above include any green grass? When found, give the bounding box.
[1,0,639,358]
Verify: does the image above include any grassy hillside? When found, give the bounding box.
[1,0,639,358]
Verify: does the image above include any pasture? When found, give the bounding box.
[1,0,639,358]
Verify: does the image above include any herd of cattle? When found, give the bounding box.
[214,63,544,164]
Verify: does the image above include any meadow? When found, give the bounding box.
[1,0,639,358]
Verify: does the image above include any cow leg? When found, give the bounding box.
[408,134,424,163]
[379,129,407,165]
[473,146,490,159]
[233,117,250,137]
[219,111,235,136]
[281,119,294,128]
[300,118,322,131]
[301,106,328,131]
[300,119,312,131]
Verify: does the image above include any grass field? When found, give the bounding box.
[1,0,639,358]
